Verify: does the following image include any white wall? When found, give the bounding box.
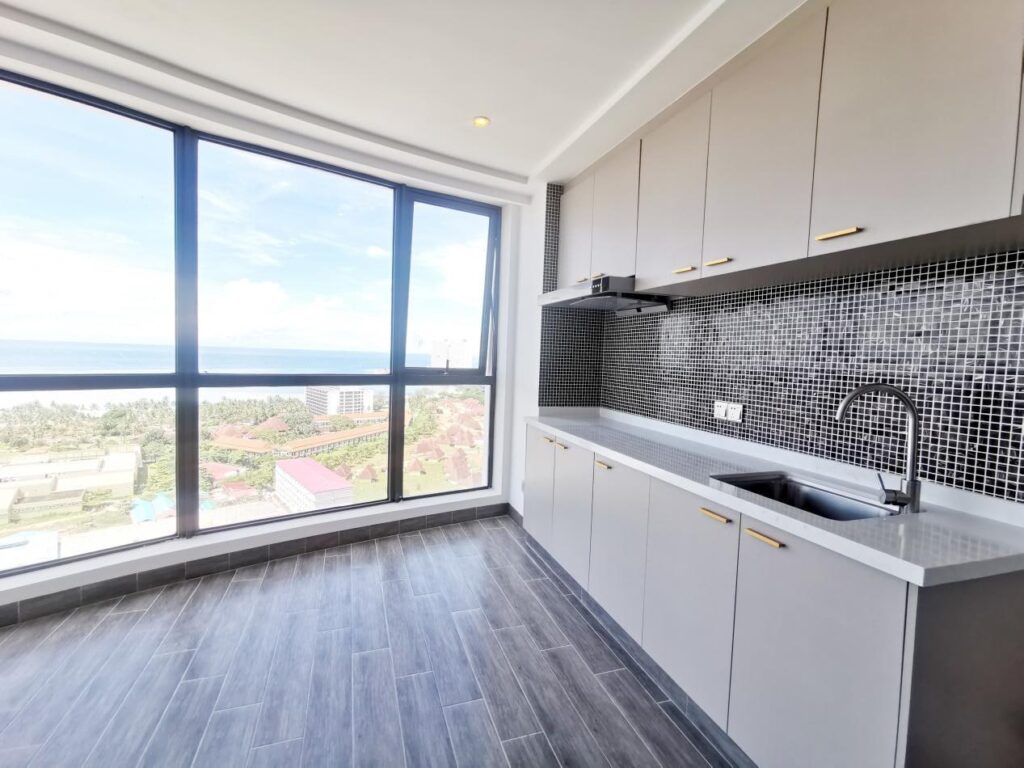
[506,182,550,513]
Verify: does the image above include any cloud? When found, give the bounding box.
[366,245,389,259]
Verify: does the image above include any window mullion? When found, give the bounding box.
[388,186,414,502]
[174,127,200,538]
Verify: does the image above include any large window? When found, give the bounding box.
[0,73,500,574]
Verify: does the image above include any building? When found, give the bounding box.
[273,458,352,514]
[278,423,388,458]
[305,386,375,416]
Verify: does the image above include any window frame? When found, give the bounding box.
[0,68,501,575]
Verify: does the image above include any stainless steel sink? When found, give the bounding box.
[712,472,893,522]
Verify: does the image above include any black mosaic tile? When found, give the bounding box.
[541,248,1024,503]
[542,183,562,294]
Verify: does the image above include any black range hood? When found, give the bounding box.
[538,275,670,316]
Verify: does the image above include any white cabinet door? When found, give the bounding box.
[702,10,825,275]
[642,483,738,728]
[635,94,710,291]
[557,176,594,289]
[550,440,594,587]
[728,518,906,768]
[809,0,1024,255]
[588,455,651,641]
[523,426,555,549]
[591,140,641,278]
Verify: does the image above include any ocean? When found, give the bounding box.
[0,340,430,406]
[0,339,429,375]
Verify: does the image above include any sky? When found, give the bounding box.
[0,79,491,371]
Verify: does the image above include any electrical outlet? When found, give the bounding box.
[726,403,744,423]
[713,401,729,420]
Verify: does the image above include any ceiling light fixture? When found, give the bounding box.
[472,115,491,128]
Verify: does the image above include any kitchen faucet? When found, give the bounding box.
[835,383,922,514]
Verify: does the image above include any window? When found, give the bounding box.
[406,203,492,369]
[403,385,490,497]
[198,142,394,373]
[0,72,500,575]
[0,390,175,571]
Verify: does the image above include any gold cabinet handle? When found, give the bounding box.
[595,460,613,470]
[815,226,863,242]
[554,443,569,451]
[672,266,696,274]
[542,436,555,444]
[704,257,732,267]
[591,272,605,279]
[744,528,785,549]
[699,507,731,524]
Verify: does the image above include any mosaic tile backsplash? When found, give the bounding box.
[541,250,1024,503]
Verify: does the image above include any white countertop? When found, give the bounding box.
[528,412,1024,587]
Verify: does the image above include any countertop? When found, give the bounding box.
[528,413,1024,587]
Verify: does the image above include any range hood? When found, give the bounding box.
[537,275,670,316]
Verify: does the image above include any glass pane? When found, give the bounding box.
[406,203,491,369]
[403,385,490,497]
[0,82,175,373]
[199,386,389,528]
[0,389,175,572]
[198,142,394,373]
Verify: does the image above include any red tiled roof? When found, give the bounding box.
[199,462,242,481]
[276,458,351,493]
[282,423,388,452]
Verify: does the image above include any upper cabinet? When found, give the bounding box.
[557,175,594,289]
[635,94,711,291]
[590,139,641,278]
[809,0,1024,255]
[702,10,826,275]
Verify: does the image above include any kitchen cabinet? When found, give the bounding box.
[642,482,738,728]
[809,0,1024,256]
[590,139,641,279]
[702,10,825,274]
[549,439,595,587]
[557,175,594,289]
[587,455,650,640]
[523,426,555,549]
[728,518,906,768]
[634,93,710,291]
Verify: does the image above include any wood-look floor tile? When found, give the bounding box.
[494,627,608,767]
[186,578,260,680]
[158,572,232,653]
[191,704,260,768]
[452,610,536,740]
[527,578,620,673]
[443,699,507,768]
[351,560,389,653]
[253,609,318,746]
[415,594,480,706]
[598,669,709,768]
[353,649,405,768]
[139,674,224,768]
[399,533,442,595]
[502,733,559,768]
[318,553,351,631]
[84,650,192,768]
[383,579,430,677]
[396,672,458,768]
[301,629,352,767]
[376,536,408,582]
[247,738,303,767]
[490,568,567,651]
[545,645,660,767]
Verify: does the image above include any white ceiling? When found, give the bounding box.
[0,0,806,200]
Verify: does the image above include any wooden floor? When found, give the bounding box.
[0,516,720,767]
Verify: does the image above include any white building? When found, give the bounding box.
[274,458,353,514]
[305,386,375,416]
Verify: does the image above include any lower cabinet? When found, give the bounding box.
[728,517,907,768]
[549,439,595,587]
[523,426,556,549]
[588,456,651,640]
[642,482,738,728]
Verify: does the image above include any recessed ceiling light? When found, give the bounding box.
[472,115,491,128]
